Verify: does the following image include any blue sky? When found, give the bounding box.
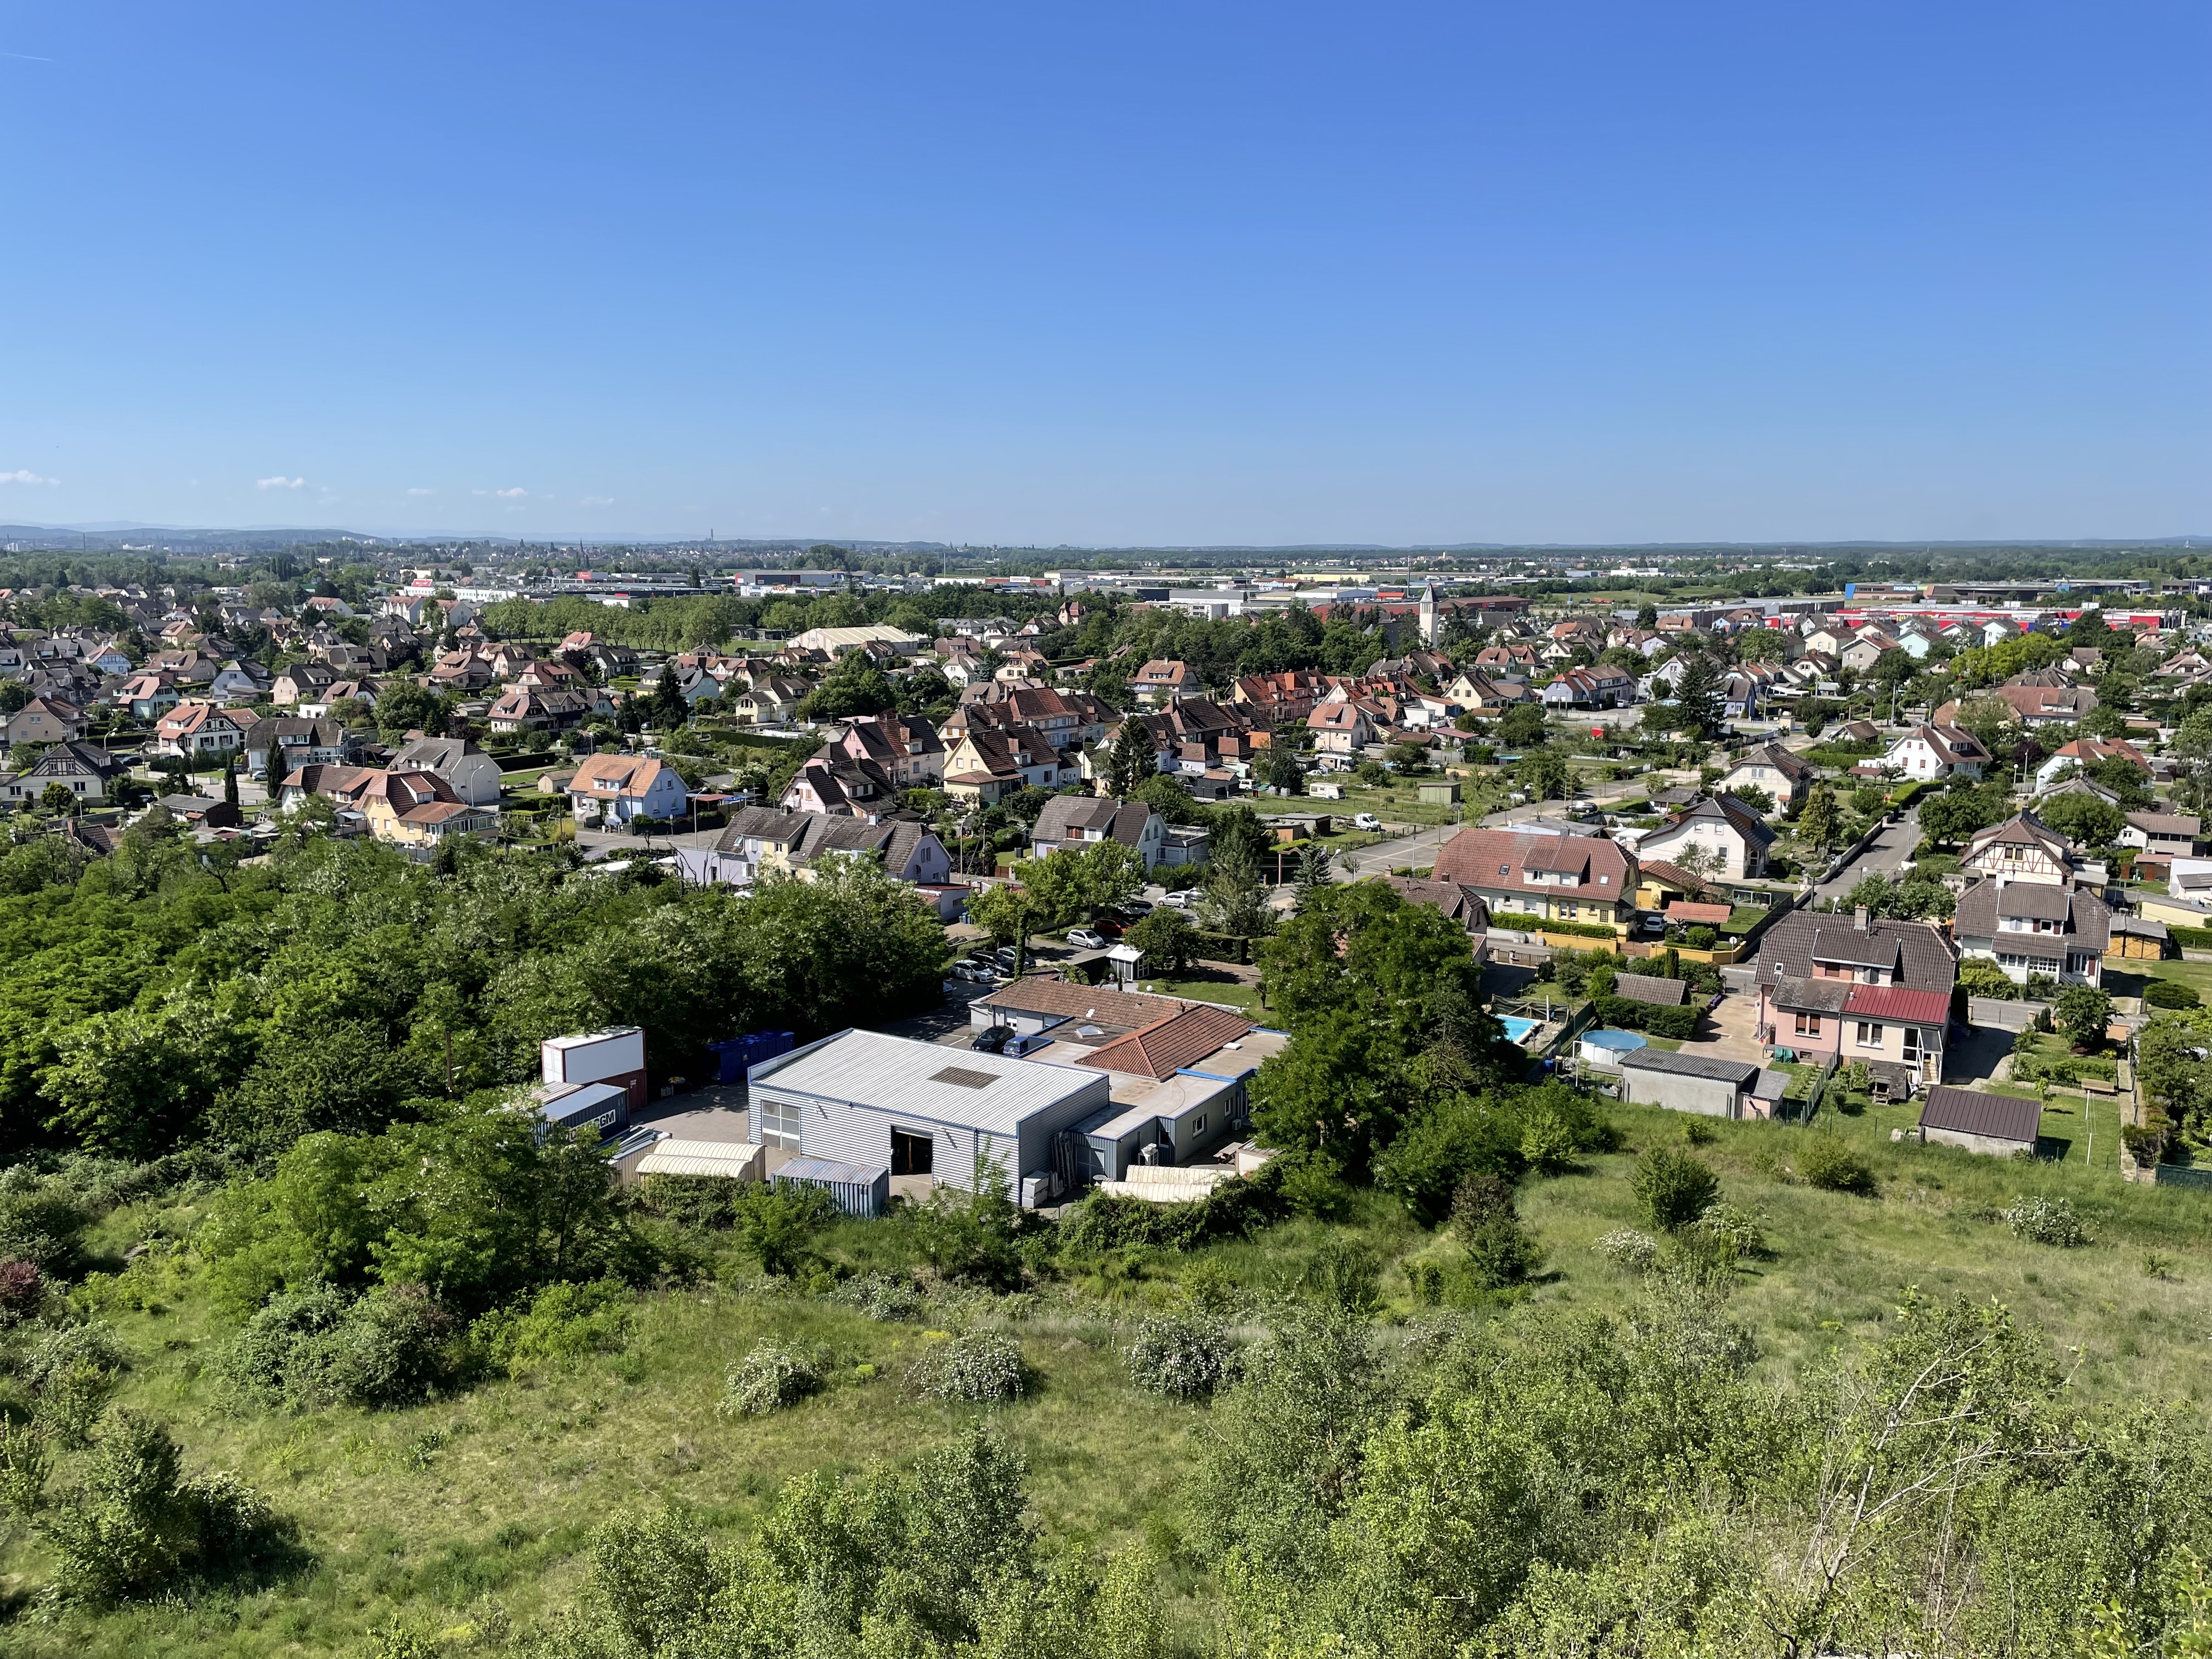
[1,2,2205,545]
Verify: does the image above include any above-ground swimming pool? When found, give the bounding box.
[1577,1028,1649,1070]
[1500,1015,1542,1045]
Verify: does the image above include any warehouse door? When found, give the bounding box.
[890,1127,934,1177]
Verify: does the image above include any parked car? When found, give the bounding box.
[1004,1031,1053,1058]
[1352,812,1382,831]
[1065,928,1106,949]
[1118,899,1154,918]
[970,1025,1015,1053]
[1159,890,1198,909]
[989,946,1022,971]
[950,960,996,983]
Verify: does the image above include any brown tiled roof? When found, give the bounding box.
[1431,826,1634,901]
[1077,1005,1255,1080]
[974,978,1193,1029]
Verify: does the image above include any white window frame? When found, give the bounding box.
[1855,1021,1884,1048]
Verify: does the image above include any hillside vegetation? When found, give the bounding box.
[2,836,2212,1655]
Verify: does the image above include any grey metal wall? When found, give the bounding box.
[1621,1069,1740,1118]
[751,1070,1112,1199]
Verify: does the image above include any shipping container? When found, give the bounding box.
[542,1026,649,1112]
[537,1080,629,1141]
[774,1156,890,1218]
[704,1030,794,1085]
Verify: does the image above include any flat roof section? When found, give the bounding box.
[751,1029,1103,1135]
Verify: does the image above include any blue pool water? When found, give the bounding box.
[1580,1029,1649,1053]
[1500,1015,1541,1045]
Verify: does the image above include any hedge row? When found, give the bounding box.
[1192,932,1250,964]
[1532,917,1627,941]
[2171,926,2212,951]
[1592,995,1701,1040]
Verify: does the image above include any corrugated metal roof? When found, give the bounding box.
[1918,1086,2040,1144]
[778,1155,888,1184]
[1617,1048,1758,1085]
[1841,985,1953,1024]
[755,1029,1102,1134]
[636,1140,765,1178]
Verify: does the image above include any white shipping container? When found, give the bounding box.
[542,1027,646,1087]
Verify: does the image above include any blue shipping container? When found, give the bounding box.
[705,1030,795,1084]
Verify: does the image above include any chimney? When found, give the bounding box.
[1854,905,1869,932]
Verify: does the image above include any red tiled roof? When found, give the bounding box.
[1077,1005,1254,1081]
[1842,985,1952,1025]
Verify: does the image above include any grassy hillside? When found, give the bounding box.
[7,1087,2211,1657]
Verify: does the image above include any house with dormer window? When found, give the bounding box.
[1950,811,2112,989]
[1752,907,1956,1098]
[1430,826,1637,934]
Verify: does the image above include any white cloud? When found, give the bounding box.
[257,475,305,490]
[495,487,528,499]
[580,495,614,506]
[407,487,433,496]
[0,470,59,486]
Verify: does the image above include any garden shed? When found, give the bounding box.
[1916,1086,2041,1157]
[1615,1048,1760,1118]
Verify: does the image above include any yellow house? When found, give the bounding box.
[358,769,498,847]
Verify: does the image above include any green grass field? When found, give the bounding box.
[13,1090,2212,1656]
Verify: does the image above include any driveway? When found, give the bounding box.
[1814,808,1921,901]
[1672,991,1768,1066]
[1943,1023,2015,1088]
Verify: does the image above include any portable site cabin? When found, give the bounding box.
[746,1029,1113,1209]
[542,1026,649,1113]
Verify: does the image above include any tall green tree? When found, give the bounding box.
[1103,715,1158,799]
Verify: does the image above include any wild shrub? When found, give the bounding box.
[830,1271,926,1322]
[222,1282,460,1408]
[1593,1229,1660,1271]
[1632,1148,1719,1231]
[19,1319,127,1446]
[0,1419,50,1517]
[1797,1135,1877,1195]
[2143,979,2200,1011]
[1302,1237,1382,1316]
[323,1284,460,1406]
[908,1330,1026,1402]
[1451,1171,1543,1288]
[1695,1203,1771,1264]
[39,1412,289,1608]
[1517,1107,1579,1175]
[1124,1309,1234,1400]
[0,1259,44,1323]
[2004,1196,2089,1248]
[472,1278,628,1373]
[719,1342,826,1417]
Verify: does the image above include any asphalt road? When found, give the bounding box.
[1814,807,1921,902]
